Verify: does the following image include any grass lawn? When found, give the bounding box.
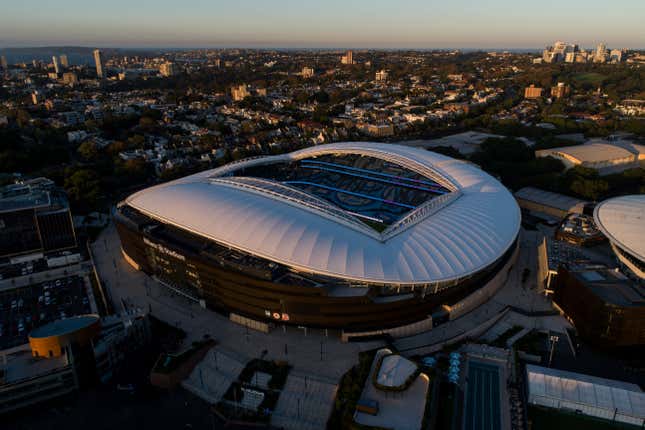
[528,406,640,430]
[573,72,607,85]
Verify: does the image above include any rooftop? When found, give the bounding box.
[29,315,100,339]
[515,187,588,212]
[537,143,636,164]
[124,142,521,286]
[376,354,418,388]
[568,264,644,307]
[1,345,70,385]
[594,195,645,262]
[527,364,645,420]
[0,177,68,214]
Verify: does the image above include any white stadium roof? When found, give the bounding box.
[125,142,520,286]
[594,195,645,262]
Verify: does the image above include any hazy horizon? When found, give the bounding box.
[1,0,644,50]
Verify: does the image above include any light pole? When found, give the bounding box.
[548,335,559,367]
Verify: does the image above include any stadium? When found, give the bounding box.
[115,142,521,336]
[594,195,645,280]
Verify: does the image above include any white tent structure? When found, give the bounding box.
[526,364,645,426]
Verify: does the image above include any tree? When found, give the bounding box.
[77,140,99,161]
[139,116,157,131]
[64,169,101,211]
[16,109,31,128]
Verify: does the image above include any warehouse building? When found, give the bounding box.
[527,364,645,427]
[535,142,641,175]
[515,187,589,220]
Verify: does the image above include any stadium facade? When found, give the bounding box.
[115,143,521,334]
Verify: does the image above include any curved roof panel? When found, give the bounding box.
[594,195,645,261]
[125,142,521,285]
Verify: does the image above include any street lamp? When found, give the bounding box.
[548,335,559,367]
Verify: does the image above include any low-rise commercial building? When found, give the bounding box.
[524,85,543,99]
[527,364,645,427]
[0,312,150,415]
[553,264,645,348]
[535,142,641,175]
[515,187,589,220]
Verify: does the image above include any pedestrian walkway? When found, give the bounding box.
[181,348,245,404]
[91,222,381,384]
[271,373,338,430]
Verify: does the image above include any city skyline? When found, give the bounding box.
[1,0,645,49]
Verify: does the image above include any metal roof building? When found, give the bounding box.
[514,187,588,219]
[535,143,640,175]
[124,142,521,286]
[526,364,645,426]
[594,195,645,280]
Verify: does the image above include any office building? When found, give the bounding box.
[59,54,68,68]
[62,72,78,86]
[31,91,41,105]
[358,123,395,137]
[553,264,645,348]
[610,49,625,63]
[524,85,543,99]
[594,43,608,63]
[0,55,7,70]
[375,69,388,82]
[0,177,76,259]
[115,142,520,335]
[542,41,578,63]
[231,84,250,101]
[301,66,314,78]
[52,56,61,75]
[341,50,354,65]
[93,49,104,79]
[159,61,175,77]
[0,312,150,414]
[550,82,570,99]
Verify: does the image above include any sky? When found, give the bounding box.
[1,0,644,49]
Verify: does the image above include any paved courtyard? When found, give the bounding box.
[92,222,383,384]
[182,347,245,404]
[91,221,563,428]
[271,373,338,430]
[354,348,429,430]
[394,229,566,355]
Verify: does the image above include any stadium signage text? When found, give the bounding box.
[144,238,186,261]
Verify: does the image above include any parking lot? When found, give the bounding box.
[0,275,92,349]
